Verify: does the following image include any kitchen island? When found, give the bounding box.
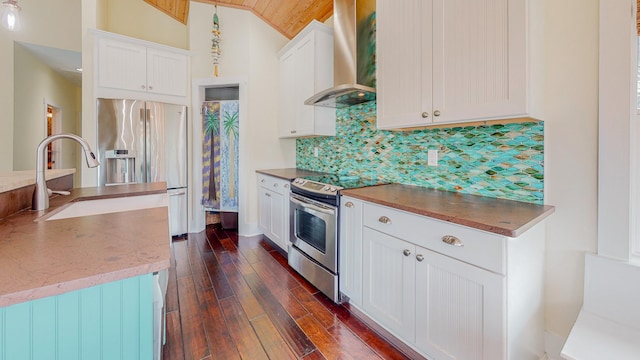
[0,182,170,359]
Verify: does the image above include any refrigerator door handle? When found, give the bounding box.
[168,189,186,196]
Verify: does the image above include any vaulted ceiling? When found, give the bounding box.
[195,0,333,39]
[145,0,333,39]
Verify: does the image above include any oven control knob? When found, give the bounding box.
[330,187,337,192]
[322,185,330,191]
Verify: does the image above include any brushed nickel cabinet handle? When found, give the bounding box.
[284,184,289,188]
[273,183,278,188]
[403,249,411,256]
[442,235,463,247]
[148,85,153,90]
[265,193,271,197]
[261,179,265,183]
[434,110,441,116]
[421,112,429,118]
[378,216,392,224]
[416,254,424,262]
[345,202,354,208]
[141,85,146,89]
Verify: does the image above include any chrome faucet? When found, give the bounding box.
[32,133,100,211]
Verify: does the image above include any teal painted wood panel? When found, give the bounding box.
[80,285,102,359]
[58,291,80,360]
[0,274,155,360]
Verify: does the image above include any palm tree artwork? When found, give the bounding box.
[202,102,221,209]
[202,100,239,211]
[219,101,239,210]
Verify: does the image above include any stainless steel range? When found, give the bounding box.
[288,175,386,302]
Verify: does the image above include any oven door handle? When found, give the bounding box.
[290,196,336,215]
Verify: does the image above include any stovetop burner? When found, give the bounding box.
[299,174,388,190]
[290,174,388,206]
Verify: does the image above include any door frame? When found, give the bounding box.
[44,100,62,169]
[190,77,249,235]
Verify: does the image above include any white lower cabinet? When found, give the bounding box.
[338,197,364,305]
[362,227,416,342]
[257,174,290,252]
[341,196,545,360]
[414,246,504,360]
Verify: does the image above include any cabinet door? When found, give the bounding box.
[376,0,433,129]
[97,38,147,92]
[414,247,505,360]
[362,227,415,342]
[339,197,363,305]
[146,48,189,97]
[269,190,286,250]
[432,0,526,123]
[292,33,316,136]
[279,50,297,137]
[258,187,271,235]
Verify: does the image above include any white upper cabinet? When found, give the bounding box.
[377,0,540,129]
[278,21,336,138]
[94,30,190,104]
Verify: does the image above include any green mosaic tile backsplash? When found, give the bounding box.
[296,102,544,204]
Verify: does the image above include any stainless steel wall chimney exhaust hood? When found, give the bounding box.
[304,0,376,108]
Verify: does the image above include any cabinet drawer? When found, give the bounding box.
[363,203,505,274]
[257,175,290,195]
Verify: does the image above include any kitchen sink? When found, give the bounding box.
[40,193,168,221]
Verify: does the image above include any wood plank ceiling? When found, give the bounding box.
[188,0,333,39]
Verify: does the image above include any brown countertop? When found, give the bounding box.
[341,184,555,237]
[0,182,170,307]
[0,168,76,193]
[256,168,330,181]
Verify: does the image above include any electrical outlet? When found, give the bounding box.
[314,147,319,157]
[428,149,438,166]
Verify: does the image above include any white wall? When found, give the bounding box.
[188,3,294,236]
[103,0,188,49]
[0,0,81,171]
[543,0,599,341]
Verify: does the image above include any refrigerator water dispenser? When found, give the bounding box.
[105,149,136,186]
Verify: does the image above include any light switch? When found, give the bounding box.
[428,149,438,166]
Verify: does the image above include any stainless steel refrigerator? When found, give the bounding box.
[96,98,188,236]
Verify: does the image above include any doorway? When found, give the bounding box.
[202,86,239,228]
[45,103,61,169]
[191,77,248,235]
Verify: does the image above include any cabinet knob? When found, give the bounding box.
[284,184,289,188]
[442,235,463,247]
[403,249,412,256]
[265,193,271,197]
[421,112,429,118]
[378,216,392,224]
[416,254,424,262]
[345,201,354,208]
[141,85,146,89]
[273,183,278,188]
[290,130,297,134]
[433,110,441,117]
[261,179,265,183]
[148,86,153,90]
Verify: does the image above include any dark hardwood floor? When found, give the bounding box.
[162,225,412,360]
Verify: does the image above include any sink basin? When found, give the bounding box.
[41,193,168,221]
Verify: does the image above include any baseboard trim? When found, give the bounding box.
[344,303,427,360]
